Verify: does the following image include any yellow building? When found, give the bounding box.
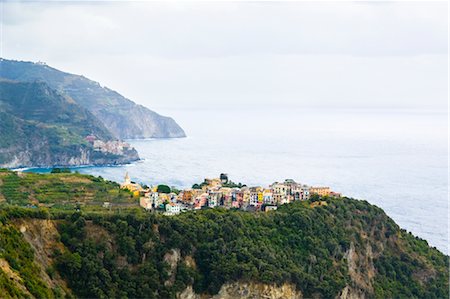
[159,193,170,202]
[309,187,331,197]
[257,191,263,203]
[120,172,143,196]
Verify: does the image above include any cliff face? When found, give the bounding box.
[97,103,186,138]
[12,219,72,298]
[0,59,186,139]
[179,283,302,299]
[1,144,139,168]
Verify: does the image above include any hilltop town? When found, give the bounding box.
[121,173,341,215]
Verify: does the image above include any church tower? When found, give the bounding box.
[124,172,131,185]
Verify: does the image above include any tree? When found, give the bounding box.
[51,168,71,174]
[157,185,171,194]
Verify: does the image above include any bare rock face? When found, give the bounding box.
[13,219,72,297]
[0,258,32,296]
[338,286,367,299]
[164,249,181,286]
[344,242,374,295]
[97,104,186,139]
[178,282,302,299]
[0,144,139,168]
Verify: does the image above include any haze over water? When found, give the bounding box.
[46,108,447,254]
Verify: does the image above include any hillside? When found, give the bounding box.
[0,81,139,168]
[0,170,448,299]
[0,59,186,139]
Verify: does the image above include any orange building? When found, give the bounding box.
[309,187,331,197]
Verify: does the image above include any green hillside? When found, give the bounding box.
[0,80,113,140]
[0,81,139,168]
[0,59,186,139]
[0,169,136,208]
[0,171,447,299]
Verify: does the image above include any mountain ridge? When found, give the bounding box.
[0,58,186,139]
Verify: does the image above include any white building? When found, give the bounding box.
[165,203,181,215]
[271,183,288,204]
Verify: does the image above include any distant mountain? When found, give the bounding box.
[0,80,139,168]
[0,58,186,139]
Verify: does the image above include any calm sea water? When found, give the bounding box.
[29,108,448,254]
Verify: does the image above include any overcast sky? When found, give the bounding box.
[1,1,448,110]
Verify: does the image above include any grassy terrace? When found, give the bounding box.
[0,169,138,213]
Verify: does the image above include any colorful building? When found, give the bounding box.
[310,187,331,197]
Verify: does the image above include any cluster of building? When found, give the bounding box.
[120,173,341,216]
[85,135,133,155]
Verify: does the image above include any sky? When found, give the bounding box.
[1,1,448,110]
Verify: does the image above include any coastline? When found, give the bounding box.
[15,159,144,174]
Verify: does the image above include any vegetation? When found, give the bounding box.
[192,179,246,189]
[0,80,139,167]
[221,181,246,188]
[50,168,72,174]
[0,170,135,207]
[0,223,54,298]
[0,171,447,298]
[192,183,202,189]
[157,184,171,194]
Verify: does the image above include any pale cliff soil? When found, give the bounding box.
[161,245,363,299]
[179,282,302,299]
[166,250,302,299]
[164,249,181,286]
[12,219,72,297]
[0,258,31,297]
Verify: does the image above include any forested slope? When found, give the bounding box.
[0,172,448,299]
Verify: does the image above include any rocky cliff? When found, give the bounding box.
[179,282,302,299]
[1,144,139,169]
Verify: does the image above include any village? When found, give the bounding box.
[85,135,134,156]
[120,173,341,216]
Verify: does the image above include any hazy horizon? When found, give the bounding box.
[1,1,448,111]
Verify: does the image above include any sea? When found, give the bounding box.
[27,108,448,254]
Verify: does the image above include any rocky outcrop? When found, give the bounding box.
[0,145,139,168]
[97,103,186,139]
[338,286,367,299]
[0,258,31,297]
[13,219,72,297]
[164,249,181,286]
[179,282,302,299]
[343,242,375,296]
